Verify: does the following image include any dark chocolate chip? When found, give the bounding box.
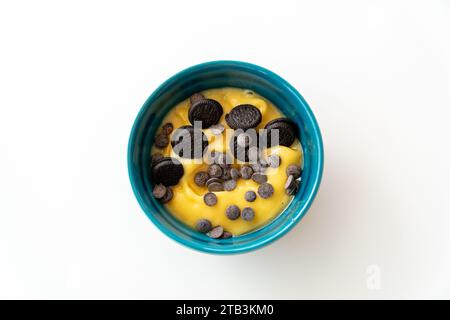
[206,177,223,187]
[203,192,218,206]
[257,183,274,199]
[194,171,209,187]
[264,118,298,147]
[223,179,237,191]
[251,162,265,173]
[152,184,167,199]
[207,164,223,178]
[162,123,174,135]
[225,104,262,130]
[268,154,281,168]
[284,175,296,190]
[207,226,224,239]
[150,153,164,167]
[241,207,255,221]
[171,125,208,159]
[190,93,205,105]
[285,180,300,196]
[244,190,257,202]
[286,164,302,178]
[240,165,253,180]
[160,186,173,203]
[188,99,223,128]
[225,205,241,220]
[207,182,224,192]
[154,133,169,148]
[230,168,240,180]
[221,231,233,239]
[195,219,212,233]
[151,157,184,186]
[251,172,267,184]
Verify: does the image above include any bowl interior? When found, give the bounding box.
[128,61,323,254]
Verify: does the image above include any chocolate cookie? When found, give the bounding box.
[151,157,184,186]
[225,104,262,130]
[188,99,223,129]
[171,125,208,159]
[263,118,298,147]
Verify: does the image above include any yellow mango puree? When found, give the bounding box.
[152,87,303,235]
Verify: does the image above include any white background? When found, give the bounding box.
[0,0,449,299]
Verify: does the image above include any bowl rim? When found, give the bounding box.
[127,60,324,254]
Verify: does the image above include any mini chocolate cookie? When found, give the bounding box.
[171,125,208,159]
[264,118,298,147]
[225,104,262,130]
[188,99,223,128]
[151,157,184,186]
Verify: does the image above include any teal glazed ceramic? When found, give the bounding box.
[128,61,324,254]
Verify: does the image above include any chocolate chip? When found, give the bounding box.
[207,182,224,192]
[285,180,300,196]
[162,123,174,135]
[286,164,302,178]
[154,133,169,148]
[223,179,237,191]
[150,153,164,167]
[194,171,209,187]
[241,207,255,221]
[268,154,281,168]
[152,184,167,199]
[225,104,262,130]
[206,177,222,187]
[207,164,223,178]
[244,190,257,202]
[207,226,224,239]
[284,175,296,190]
[210,124,225,135]
[151,157,184,186]
[264,118,298,147]
[195,219,212,233]
[230,168,240,180]
[203,192,218,206]
[251,162,265,173]
[252,172,267,184]
[221,167,232,180]
[225,205,241,220]
[190,93,205,105]
[160,187,173,203]
[171,125,208,159]
[240,165,253,179]
[258,183,274,199]
[221,231,233,239]
[188,99,223,128]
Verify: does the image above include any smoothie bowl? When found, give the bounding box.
[128,61,323,254]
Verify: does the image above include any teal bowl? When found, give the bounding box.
[128,61,323,254]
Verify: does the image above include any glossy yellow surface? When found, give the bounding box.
[152,87,303,235]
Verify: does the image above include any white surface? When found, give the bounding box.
[0,0,449,299]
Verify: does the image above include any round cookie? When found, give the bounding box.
[171,125,209,159]
[225,104,262,130]
[263,117,298,147]
[151,157,184,186]
[188,99,223,129]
